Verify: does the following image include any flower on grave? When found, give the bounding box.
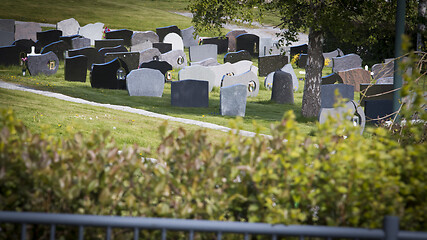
[21,57,28,63]
[291,53,300,65]
[324,57,331,66]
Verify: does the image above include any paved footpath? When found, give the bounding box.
[0,80,269,138]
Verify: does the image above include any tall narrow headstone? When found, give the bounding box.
[271,71,294,104]
[281,64,299,92]
[220,84,247,117]
[65,55,87,82]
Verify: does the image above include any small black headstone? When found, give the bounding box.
[139,60,172,76]
[359,84,394,107]
[12,39,36,54]
[65,55,87,82]
[171,80,209,107]
[290,44,308,60]
[201,37,229,54]
[105,52,140,71]
[40,40,70,60]
[298,53,308,69]
[90,58,128,89]
[95,39,125,50]
[156,25,181,42]
[105,29,133,46]
[236,33,259,57]
[68,47,103,70]
[153,42,172,54]
[365,100,393,124]
[321,73,343,85]
[60,35,81,47]
[98,45,128,61]
[224,50,251,64]
[0,45,20,66]
[271,71,294,104]
[36,30,62,48]
[258,54,288,76]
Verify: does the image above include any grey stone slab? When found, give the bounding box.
[224,50,251,64]
[319,100,365,135]
[0,19,15,32]
[105,29,133,46]
[71,37,91,49]
[320,84,354,108]
[179,65,216,92]
[78,22,104,45]
[156,25,181,42]
[160,49,187,69]
[231,60,253,76]
[323,49,341,67]
[15,22,40,41]
[27,51,59,76]
[225,30,247,52]
[332,53,362,72]
[65,55,87,82]
[40,40,70,60]
[130,41,152,52]
[372,61,394,80]
[258,54,288,76]
[139,48,162,65]
[126,68,164,97]
[56,18,80,36]
[163,32,184,51]
[281,63,299,92]
[208,62,236,87]
[105,52,140,71]
[259,37,272,57]
[222,70,259,97]
[189,44,217,62]
[95,39,124,50]
[190,58,219,67]
[321,72,343,85]
[171,79,209,107]
[220,84,247,117]
[131,31,159,46]
[0,30,14,46]
[271,71,294,104]
[181,26,198,48]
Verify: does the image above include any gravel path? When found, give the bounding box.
[0,80,269,138]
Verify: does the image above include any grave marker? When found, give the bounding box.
[139,48,162,65]
[15,22,40,41]
[181,26,198,47]
[236,33,259,56]
[320,84,354,108]
[40,40,70,60]
[105,52,140,71]
[131,31,159,45]
[95,39,125,50]
[156,25,181,42]
[332,53,362,72]
[160,49,187,69]
[171,80,209,107]
[224,50,251,64]
[220,84,247,117]
[78,22,104,45]
[153,42,172,54]
[271,71,294,104]
[105,29,133,46]
[225,30,247,52]
[90,58,128,89]
[139,60,172,77]
[201,37,228,54]
[189,44,217,62]
[68,47,103,70]
[222,70,259,97]
[337,68,371,92]
[27,51,59,76]
[179,65,216,92]
[126,68,165,97]
[65,55,87,82]
[258,54,288,76]
[56,18,80,36]
[0,45,20,66]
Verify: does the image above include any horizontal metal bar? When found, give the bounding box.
[398,231,427,240]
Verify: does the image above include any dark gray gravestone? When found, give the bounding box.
[0,31,15,46]
[297,53,308,69]
[95,39,125,50]
[90,58,128,89]
[27,51,59,76]
[220,84,247,117]
[365,100,393,124]
[98,45,128,61]
[258,54,288,76]
[0,45,20,66]
[105,29,133,46]
[226,30,247,52]
[139,60,172,77]
[332,54,362,73]
[139,48,162,65]
[271,71,294,104]
[160,49,187,69]
[290,44,308,60]
[68,47,103,70]
[222,70,259,97]
[224,50,251,64]
[236,33,259,56]
[359,83,393,107]
[36,30,62,48]
[0,19,15,32]
[105,52,140,71]
[59,35,81,47]
[320,84,354,108]
[321,72,343,85]
[171,80,209,107]
[201,37,228,54]
[15,22,41,41]
[189,44,217,62]
[181,26,198,48]
[131,31,159,46]
[12,39,35,53]
[153,42,172,54]
[126,68,164,97]
[40,40,70,60]
[71,37,91,49]
[281,64,299,92]
[156,25,181,42]
[65,55,87,82]
[372,61,394,80]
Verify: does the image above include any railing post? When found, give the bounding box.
[217,231,222,240]
[106,226,111,240]
[78,225,84,240]
[189,230,194,240]
[20,223,26,240]
[50,224,56,240]
[133,228,139,240]
[162,228,167,240]
[272,234,277,240]
[383,216,399,240]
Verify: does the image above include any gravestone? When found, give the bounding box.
[323,49,341,67]
[220,84,247,117]
[236,33,259,56]
[208,62,236,87]
[258,54,288,76]
[68,47,103,70]
[225,30,247,52]
[60,35,81,47]
[337,68,371,92]
[372,61,394,80]
[319,100,365,135]
[90,58,128,89]
[27,51,59,76]
[71,37,91,49]
[130,41,152,52]
[359,83,394,107]
[201,37,228,54]
[377,77,393,84]
[0,19,15,32]
[332,54,362,73]
[0,31,15,46]
[105,52,140,71]
[271,71,294,104]
[163,33,184,51]
[179,65,216,92]
[15,22,41,41]
[156,25,181,42]
[12,39,35,53]
[153,42,172,54]
[190,58,219,67]
[189,44,217,62]
[40,40,70,60]
[321,72,343,85]
[126,68,164,97]
[98,45,128,61]
[139,60,172,77]
[365,100,393,124]
[231,60,253,76]
[290,44,308,59]
[281,63,299,91]
[171,80,209,107]
[320,84,354,108]
[36,30,62,48]
[224,50,251,64]
[95,39,125,50]
[259,37,273,57]
[78,22,104,45]
[160,49,187,69]
[139,48,162,65]
[264,71,275,89]
[105,29,133,46]
[298,54,308,69]
[222,70,259,97]
[131,31,159,45]
[269,41,287,55]
[56,18,80,36]
[181,26,198,47]
[0,45,20,66]
[65,55,87,82]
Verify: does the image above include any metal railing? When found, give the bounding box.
[0,211,426,240]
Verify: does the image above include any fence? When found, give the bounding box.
[0,211,426,240]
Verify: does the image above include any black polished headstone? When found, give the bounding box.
[290,44,308,59]
[171,80,209,107]
[153,42,172,54]
[298,53,308,69]
[224,50,251,64]
[271,71,294,104]
[258,54,288,76]
[156,25,181,42]
[236,33,259,56]
[105,29,133,46]
[321,73,343,85]
[13,39,35,54]
[365,100,393,124]
[65,55,87,82]
[0,45,20,66]
[98,45,128,61]
[60,35,81,47]
[95,39,125,50]
[201,37,228,54]
[27,51,59,76]
[90,58,128,89]
[359,84,394,107]
[36,30,62,48]
[105,52,140,71]
[40,40,70,60]
[68,47,103,70]
[139,60,172,76]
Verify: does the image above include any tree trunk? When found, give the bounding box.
[302,28,324,118]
